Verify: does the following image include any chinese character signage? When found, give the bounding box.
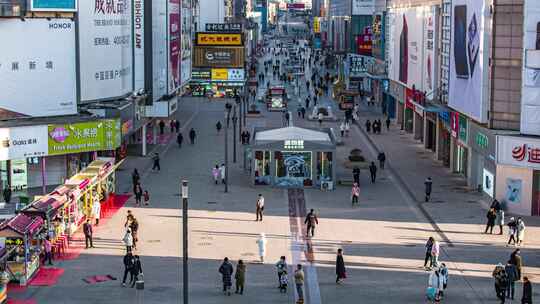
[0,19,77,118]
[31,0,77,11]
[0,126,49,161]
[5,237,24,246]
[313,17,320,33]
[356,26,372,56]
[205,23,242,32]
[191,68,211,80]
[347,54,373,77]
[193,46,245,68]
[496,135,540,169]
[169,0,181,93]
[78,0,133,101]
[211,69,228,81]
[196,33,243,46]
[458,114,468,142]
[48,119,121,155]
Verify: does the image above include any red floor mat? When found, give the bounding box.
[28,267,64,286]
[82,274,117,284]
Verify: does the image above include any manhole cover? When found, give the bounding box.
[200,236,213,240]
[198,242,212,246]
[147,240,161,243]
[208,201,218,204]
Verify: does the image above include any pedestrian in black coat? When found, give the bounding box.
[336,249,346,284]
[352,167,360,185]
[369,162,377,183]
[130,255,143,288]
[177,133,183,148]
[386,117,391,130]
[122,252,135,287]
[485,208,497,234]
[522,276,532,304]
[175,120,180,132]
[377,152,386,169]
[424,177,433,202]
[219,257,234,296]
[365,120,372,133]
[189,128,196,144]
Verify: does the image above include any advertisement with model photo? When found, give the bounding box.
[78,0,133,102]
[521,1,540,135]
[449,0,487,123]
[0,19,76,118]
[169,0,181,93]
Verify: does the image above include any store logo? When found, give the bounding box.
[512,144,527,161]
[205,52,214,60]
[49,127,70,143]
[512,144,540,163]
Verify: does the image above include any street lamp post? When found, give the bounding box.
[181,180,189,304]
[232,108,238,163]
[224,106,231,193]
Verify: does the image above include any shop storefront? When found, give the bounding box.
[450,112,469,177]
[467,122,497,195]
[189,68,245,98]
[437,111,451,167]
[496,135,540,216]
[249,126,337,189]
[389,80,405,129]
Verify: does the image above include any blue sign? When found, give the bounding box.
[314,37,321,49]
[31,0,77,11]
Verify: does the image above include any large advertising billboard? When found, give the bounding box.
[133,0,145,90]
[180,0,192,86]
[521,1,540,135]
[196,33,244,46]
[193,47,245,68]
[449,0,487,123]
[169,0,181,93]
[0,19,77,118]
[79,0,133,102]
[388,6,438,98]
[0,126,48,161]
[48,119,121,155]
[30,0,77,11]
[152,0,167,102]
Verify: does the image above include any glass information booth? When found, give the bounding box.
[249,126,337,189]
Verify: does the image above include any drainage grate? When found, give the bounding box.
[197,242,212,246]
[208,201,218,204]
[241,252,255,257]
[147,240,161,243]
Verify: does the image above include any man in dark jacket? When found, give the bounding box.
[177,132,183,148]
[122,252,135,287]
[219,257,234,296]
[377,152,386,169]
[505,260,519,300]
[158,120,165,135]
[522,276,532,304]
[425,177,433,202]
[189,128,196,144]
[130,255,143,288]
[510,249,523,280]
[3,187,11,204]
[83,219,93,248]
[304,209,319,237]
[352,167,360,185]
[369,162,377,183]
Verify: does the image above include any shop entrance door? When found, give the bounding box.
[426,120,436,151]
[532,170,540,216]
[455,145,468,177]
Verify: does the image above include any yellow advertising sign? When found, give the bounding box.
[211,69,228,81]
[196,33,243,46]
[313,17,320,33]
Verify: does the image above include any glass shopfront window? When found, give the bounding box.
[275,151,312,187]
[255,151,271,185]
[317,152,333,182]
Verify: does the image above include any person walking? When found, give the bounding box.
[510,249,523,280]
[427,267,444,302]
[43,236,53,265]
[300,107,306,119]
[424,177,433,202]
[386,117,391,130]
[365,120,371,133]
[495,208,505,235]
[369,162,377,183]
[335,249,347,284]
[516,217,526,246]
[256,233,267,263]
[122,251,135,287]
[131,169,140,189]
[123,229,134,252]
[158,120,165,135]
[294,264,305,304]
[507,217,517,246]
[492,263,508,303]
[134,183,143,206]
[130,255,143,288]
[351,183,360,206]
[219,164,226,184]
[304,209,319,237]
[339,122,345,137]
[92,198,101,225]
[219,257,234,296]
[424,237,434,270]
[256,194,265,221]
[83,219,94,249]
[377,152,386,169]
[504,260,519,300]
[345,121,350,137]
[318,112,323,126]
[169,120,175,133]
[143,190,150,206]
[485,208,497,234]
[276,256,288,287]
[176,132,183,148]
[130,217,139,250]
[189,128,196,144]
[522,276,533,304]
[212,165,220,184]
[235,260,246,294]
[216,121,222,133]
[431,239,440,268]
[352,167,360,185]
[175,120,180,133]
[439,263,449,297]
[151,152,160,171]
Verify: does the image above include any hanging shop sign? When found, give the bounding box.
[459,114,468,143]
[191,68,211,80]
[205,23,242,32]
[193,46,245,68]
[196,33,243,46]
[0,126,49,161]
[451,112,459,138]
[211,69,229,81]
[313,17,320,33]
[497,135,540,170]
[284,140,304,150]
[356,26,372,57]
[48,119,121,155]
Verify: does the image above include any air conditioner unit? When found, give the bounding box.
[320,181,333,191]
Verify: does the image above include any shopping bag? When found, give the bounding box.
[135,274,144,290]
[426,287,437,301]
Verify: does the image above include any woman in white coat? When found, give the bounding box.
[92,196,101,226]
[256,233,267,263]
[517,217,526,245]
[427,267,445,302]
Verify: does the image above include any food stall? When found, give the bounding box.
[249,126,337,189]
[266,86,288,111]
[20,195,69,241]
[0,214,44,285]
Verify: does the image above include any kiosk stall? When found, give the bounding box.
[249,126,337,189]
[0,214,44,285]
[266,86,288,111]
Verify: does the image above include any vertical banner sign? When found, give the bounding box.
[423,7,437,96]
[133,0,145,90]
[78,0,133,101]
[169,0,181,93]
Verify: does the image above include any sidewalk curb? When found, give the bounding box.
[352,119,455,248]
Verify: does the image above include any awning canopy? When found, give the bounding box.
[255,126,331,142]
[0,214,44,237]
[21,195,68,219]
